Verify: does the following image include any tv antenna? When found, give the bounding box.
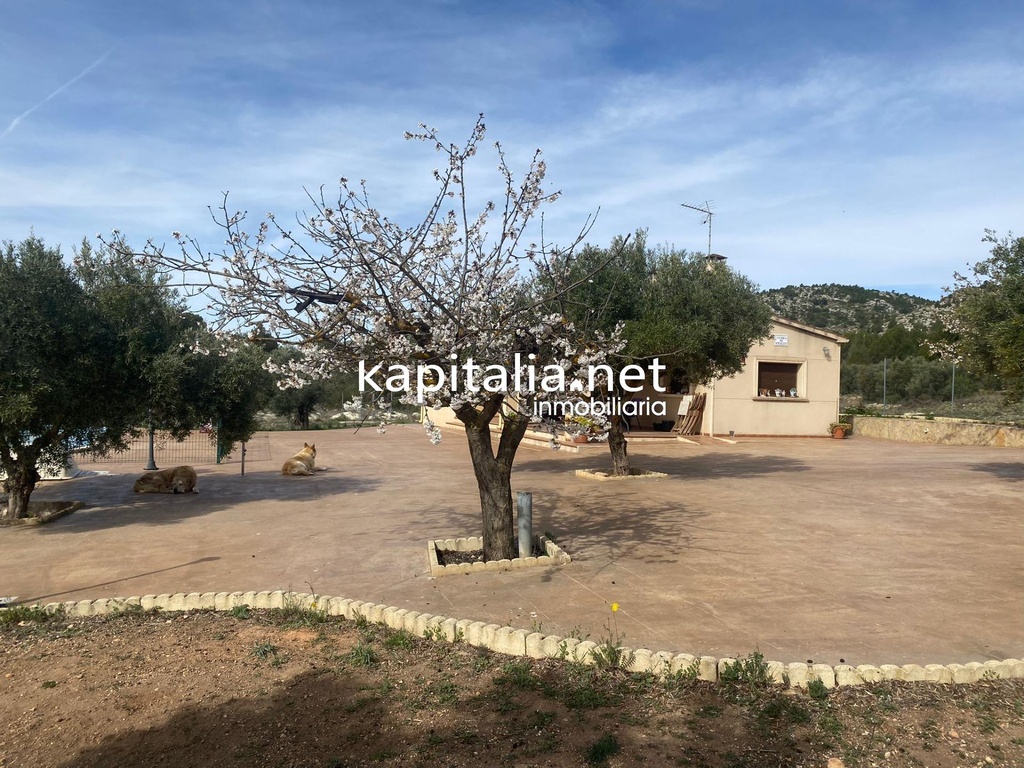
[681,200,715,256]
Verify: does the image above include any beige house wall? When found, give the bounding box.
[699,319,846,436]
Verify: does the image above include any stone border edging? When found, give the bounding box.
[18,591,1024,689]
[574,468,668,481]
[427,535,571,577]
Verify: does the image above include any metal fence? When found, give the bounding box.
[220,435,272,464]
[81,431,271,466]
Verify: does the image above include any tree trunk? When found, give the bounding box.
[1,458,39,521]
[607,416,631,476]
[457,398,530,561]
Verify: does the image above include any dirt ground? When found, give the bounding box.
[2,608,1023,768]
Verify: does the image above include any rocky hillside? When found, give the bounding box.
[761,284,939,335]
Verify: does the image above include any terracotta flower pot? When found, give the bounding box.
[831,426,848,439]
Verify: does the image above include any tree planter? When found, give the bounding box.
[575,468,668,481]
[427,535,571,577]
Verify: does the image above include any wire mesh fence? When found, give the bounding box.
[80,431,272,466]
[220,435,272,464]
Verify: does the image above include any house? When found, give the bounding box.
[421,316,847,440]
[633,316,847,437]
[702,316,847,436]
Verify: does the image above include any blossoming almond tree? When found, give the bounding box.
[116,116,619,560]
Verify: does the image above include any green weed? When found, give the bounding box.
[384,630,416,650]
[585,733,620,766]
[252,641,279,661]
[348,641,379,667]
[278,593,328,627]
[0,605,62,627]
[719,651,774,689]
[807,677,829,701]
[495,660,541,691]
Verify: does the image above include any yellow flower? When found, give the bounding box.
[610,602,619,612]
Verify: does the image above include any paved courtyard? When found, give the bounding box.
[3,426,1023,667]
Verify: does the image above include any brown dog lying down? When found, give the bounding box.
[133,465,198,494]
[282,443,317,475]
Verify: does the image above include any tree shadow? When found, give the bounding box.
[27,469,381,533]
[514,449,810,480]
[21,557,223,603]
[969,461,1024,482]
[59,667,401,768]
[430,484,745,567]
[52,645,805,768]
[422,451,809,567]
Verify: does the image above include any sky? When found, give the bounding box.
[1,1,1022,299]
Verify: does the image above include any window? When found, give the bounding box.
[757,361,803,398]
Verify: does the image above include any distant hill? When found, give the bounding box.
[761,284,939,335]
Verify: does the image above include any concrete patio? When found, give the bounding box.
[3,426,1022,668]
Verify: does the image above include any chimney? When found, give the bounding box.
[705,253,727,271]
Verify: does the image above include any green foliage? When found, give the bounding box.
[943,230,1024,401]
[591,638,634,671]
[0,604,62,627]
[756,695,811,726]
[0,235,272,517]
[422,623,448,643]
[841,356,981,402]
[548,230,772,386]
[807,677,830,700]
[548,231,649,336]
[627,246,773,386]
[843,324,933,365]
[719,651,774,689]
[0,237,152,516]
[276,593,328,627]
[264,349,364,429]
[494,660,541,691]
[585,733,620,766]
[549,666,615,710]
[252,641,279,660]
[384,630,416,650]
[348,640,379,667]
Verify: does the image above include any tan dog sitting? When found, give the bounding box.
[133,465,198,494]
[282,443,317,475]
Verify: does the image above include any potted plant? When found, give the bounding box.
[564,415,601,443]
[829,421,852,439]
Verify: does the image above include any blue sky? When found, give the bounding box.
[1,1,1022,299]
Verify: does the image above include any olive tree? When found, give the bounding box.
[0,238,146,519]
[939,230,1024,400]
[553,232,772,475]
[0,236,271,520]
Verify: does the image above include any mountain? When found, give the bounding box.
[761,284,939,335]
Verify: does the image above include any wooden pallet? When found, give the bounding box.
[673,393,706,435]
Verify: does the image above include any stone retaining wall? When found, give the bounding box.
[850,415,1024,447]
[21,591,1024,689]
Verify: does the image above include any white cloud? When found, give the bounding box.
[0,2,1021,298]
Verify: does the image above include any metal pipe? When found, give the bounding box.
[517,491,533,559]
[144,411,158,471]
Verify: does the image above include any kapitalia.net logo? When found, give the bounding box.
[358,354,671,418]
